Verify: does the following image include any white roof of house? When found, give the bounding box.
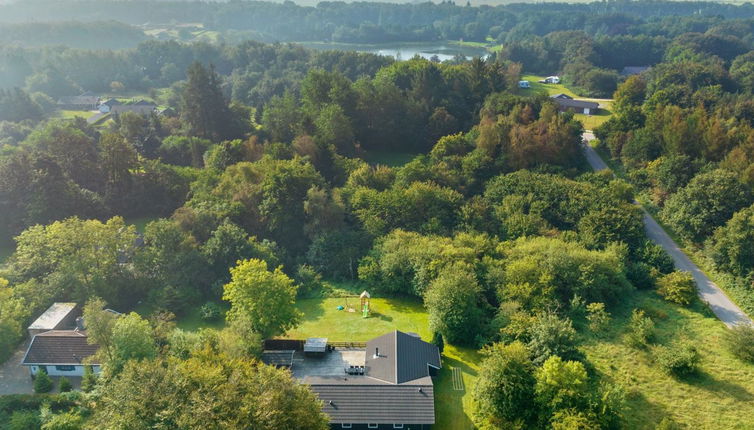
[28,303,78,330]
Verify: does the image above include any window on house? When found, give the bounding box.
[393,425,404,429]
[341,425,352,429]
[368,425,378,429]
[55,365,75,371]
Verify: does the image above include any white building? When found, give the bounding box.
[518,80,531,88]
[21,330,101,377]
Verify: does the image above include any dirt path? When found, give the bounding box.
[581,133,752,327]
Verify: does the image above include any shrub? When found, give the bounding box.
[625,309,655,348]
[656,340,700,377]
[586,302,611,333]
[657,271,696,306]
[199,302,223,322]
[33,369,53,394]
[81,365,98,393]
[294,264,325,298]
[431,331,444,354]
[526,313,581,365]
[724,324,754,362]
[9,410,41,430]
[41,411,85,430]
[58,377,72,393]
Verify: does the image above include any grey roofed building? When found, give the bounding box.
[365,331,441,384]
[57,94,100,110]
[311,382,435,426]
[552,93,573,99]
[551,96,599,115]
[27,303,79,337]
[298,330,441,428]
[21,330,101,377]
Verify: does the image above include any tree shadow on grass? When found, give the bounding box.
[297,298,327,323]
[435,357,475,430]
[682,369,754,402]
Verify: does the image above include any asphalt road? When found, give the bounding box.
[581,132,752,327]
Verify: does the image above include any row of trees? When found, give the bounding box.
[2,1,754,46]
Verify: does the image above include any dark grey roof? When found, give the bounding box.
[261,350,295,367]
[101,98,123,107]
[365,331,441,384]
[22,331,99,365]
[310,383,435,424]
[111,104,156,115]
[552,93,573,99]
[551,97,599,110]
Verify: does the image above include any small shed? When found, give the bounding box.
[27,303,80,337]
[261,350,295,368]
[518,80,531,88]
[304,338,328,357]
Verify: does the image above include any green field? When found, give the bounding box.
[583,291,754,429]
[54,109,92,119]
[519,74,614,130]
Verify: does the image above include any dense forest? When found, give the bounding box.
[2,1,754,429]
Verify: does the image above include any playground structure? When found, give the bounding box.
[339,290,371,318]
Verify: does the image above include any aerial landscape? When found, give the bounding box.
[2,0,754,429]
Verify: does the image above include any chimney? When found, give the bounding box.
[373,347,380,359]
[75,317,85,331]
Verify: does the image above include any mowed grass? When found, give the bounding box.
[519,74,614,131]
[285,296,479,429]
[582,290,754,429]
[54,109,92,119]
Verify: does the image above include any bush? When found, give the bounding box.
[41,411,85,430]
[431,331,444,354]
[199,302,223,322]
[81,365,98,393]
[586,302,611,333]
[656,340,700,377]
[724,324,754,362]
[9,410,41,430]
[625,309,655,348]
[657,271,696,306]
[294,264,326,298]
[58,377,72,393]
[33,369,53,394]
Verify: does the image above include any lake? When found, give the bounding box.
[299,41,490,61]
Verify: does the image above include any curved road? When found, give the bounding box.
[582,132,751,327]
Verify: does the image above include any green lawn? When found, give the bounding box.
[519,74,614,131]
[54,109,92,119]
[582,290,754,429]
[285,296,478,430]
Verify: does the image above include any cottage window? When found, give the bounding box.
[393,425,405,429]
[55,365,76,371]
[368,425,378,429]
[341,425,352,429]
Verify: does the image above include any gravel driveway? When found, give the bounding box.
[0,339,33,395]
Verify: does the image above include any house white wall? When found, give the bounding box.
[28,364,101,377]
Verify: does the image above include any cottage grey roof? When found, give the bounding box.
[28,303,78,331]
[304,337,328,353]
[365,331,441,385]
[261,350,295,367]
[552,93,573,99]
[101,98,123,107]
[111,103,156,115]
[22,331,99,366]
[551,97,599,110]
[310,382,435,424]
